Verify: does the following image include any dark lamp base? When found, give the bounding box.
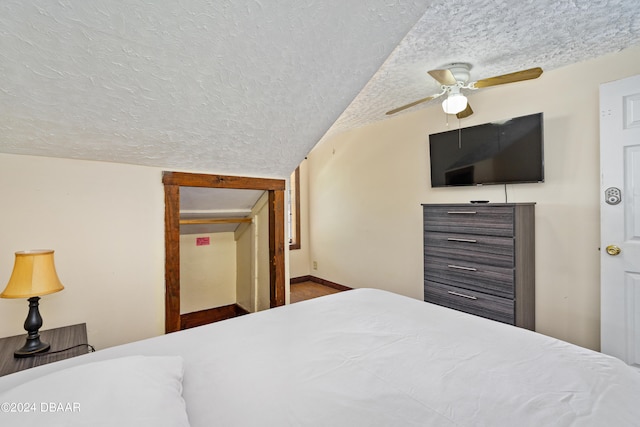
[14,340,50,358]
[13,296,51,358]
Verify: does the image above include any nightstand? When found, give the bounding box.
[0,323,89,377]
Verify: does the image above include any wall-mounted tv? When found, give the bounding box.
[428,113,544,187]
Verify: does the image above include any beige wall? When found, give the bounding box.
[306,45,640,351]
[0,154,165,350]
[289,160,311,278]
[235,192,271,311]
[0,153,288,349]
[180,232,237,314]
[235,220,255,312]
[254,194,272,311]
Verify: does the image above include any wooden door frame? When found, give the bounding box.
[163,171,286,333]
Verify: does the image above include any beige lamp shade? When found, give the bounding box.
[1,250,64,299]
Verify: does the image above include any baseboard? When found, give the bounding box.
[290,275,313,284]
[290,275,352,292]
[180,304,249,330]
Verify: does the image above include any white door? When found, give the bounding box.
[600,74,640,369]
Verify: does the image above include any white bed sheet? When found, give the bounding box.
[1,288,639,426]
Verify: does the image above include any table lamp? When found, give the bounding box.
[1,250,64,358]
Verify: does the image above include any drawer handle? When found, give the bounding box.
[447,264,477,271]
[447,291,478,300]
[447,237,477,243]
[447,211,477,214]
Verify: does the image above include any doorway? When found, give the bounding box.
[163,171,286,333]
[600,74,640,369]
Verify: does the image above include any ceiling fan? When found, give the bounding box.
[385,63,543,119]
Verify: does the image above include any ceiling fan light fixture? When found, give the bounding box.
[442,92,468,115]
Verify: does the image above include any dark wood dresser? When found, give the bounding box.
[423,203,535,330]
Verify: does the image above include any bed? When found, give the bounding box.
[1,288,639,426]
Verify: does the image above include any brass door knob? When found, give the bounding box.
[606,245,621,256]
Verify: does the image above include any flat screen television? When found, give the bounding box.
[428,113,544,187]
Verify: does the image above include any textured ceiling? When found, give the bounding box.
[0,0,430,178]
[0,0,639,180]
[329,0,640,136]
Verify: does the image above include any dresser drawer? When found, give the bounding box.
[424,280,514,325]
[424,256,514,298]
[423,205,515,237]
[424,231,514,268]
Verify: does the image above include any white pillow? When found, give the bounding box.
[0,355,190,427]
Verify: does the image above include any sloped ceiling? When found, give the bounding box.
[0,0,431,178]
[0,1,639,180]
[330,0,640,136]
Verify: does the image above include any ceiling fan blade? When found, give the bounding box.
[456,103,473,119]
[472,67,543,88]
[428,69,457,86]
[385,95,439,115]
